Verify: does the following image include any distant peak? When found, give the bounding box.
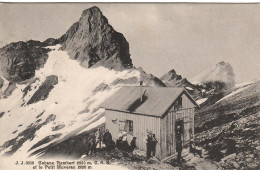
[82,6,102,16]
[168,69,176,74]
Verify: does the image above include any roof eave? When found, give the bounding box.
[102,107,162,118]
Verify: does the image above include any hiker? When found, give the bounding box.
[95,128,102,148]
[130,137,137,152]
[176,125,183,163]
[103,129,112,147]
[121,134,129,151]
[116,136,123,149]
[151,134,158,157]
[91,137,97,154]
[144,131,153,159]
[85,138,95,156]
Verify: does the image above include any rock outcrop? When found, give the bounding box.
[27,75,58,105]
[59,6,133,69]
[0,41,50,82]
[0,76,3,89]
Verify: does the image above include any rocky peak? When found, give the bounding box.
[160,69,183,85]
[60,6,133,69]
[192,61,235,91]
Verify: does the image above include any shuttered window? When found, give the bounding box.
[125,120,133,133]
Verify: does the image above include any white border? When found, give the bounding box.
[1,0,260,3]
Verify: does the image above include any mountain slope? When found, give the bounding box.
[194,80,260,169]
[0,45,140,158]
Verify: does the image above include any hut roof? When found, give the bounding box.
[101,86,198,118]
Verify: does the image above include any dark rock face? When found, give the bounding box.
[1,82,17,98]
[160,69,201,97]
[0,41,50,82]
[27,75,58,105]
[43,38,59,46]
[160,69,183,86]
[59,6,133,69]
[0,76,3,89]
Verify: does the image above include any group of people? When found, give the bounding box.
[85,128,114,156]
[86,128,185,163]
[144,131,158,159]
[116,132,137,152]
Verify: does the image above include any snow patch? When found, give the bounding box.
[196,98,208,105]
[185,86,193,91]
[216,84,253,104]
[235,81,254,88]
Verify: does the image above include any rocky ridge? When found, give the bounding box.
[160,69,201,98]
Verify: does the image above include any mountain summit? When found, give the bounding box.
[0,7,133,83]
[192,61,235,91]
[59,6,133,69]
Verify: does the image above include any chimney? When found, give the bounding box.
[140,81,145,101]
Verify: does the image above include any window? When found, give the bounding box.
[125,120,133,133]
[174,96,182,111]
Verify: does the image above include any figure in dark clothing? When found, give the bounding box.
[103,129,112,147]
[176,125,183,163]
[121,134,129,151]
[116,136,123,149]
[151,134,158,157]
[86,138,95,156]
[130,137,137,152]
[91,138,97,154]
[145,132,153,159]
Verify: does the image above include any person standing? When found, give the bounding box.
[116,136,123,149]
[176,125,183,163]
[121,134,129,151]
[144,131,153,159]
[130,137,137,152]
[95,128,102,148]
[103,129,112,148]
[151,134,158,157]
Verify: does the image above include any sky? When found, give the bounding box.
[0,3,259,83]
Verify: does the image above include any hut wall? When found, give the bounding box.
[161,93,196,157]
[105,110,161,158]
